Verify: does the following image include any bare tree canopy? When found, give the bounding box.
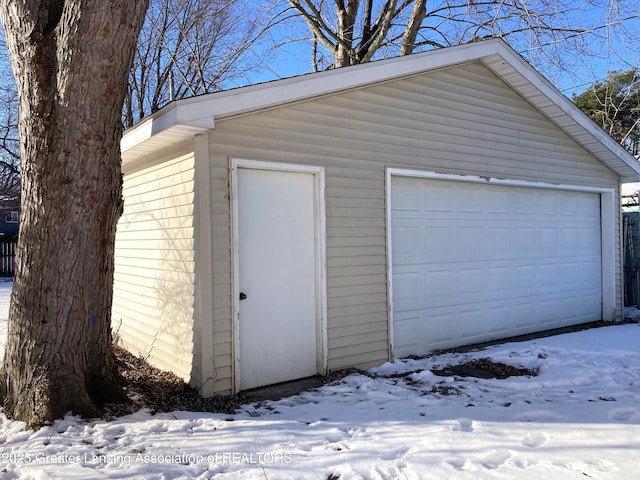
[0,38,19,204]
[124,0,265,127]
[0,85,19,203]
[0,0,148,427]
[277,0,640,86]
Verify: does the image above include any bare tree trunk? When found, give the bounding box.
[400,0,426,55]
[0,0,148,427]
[334,0,358,67]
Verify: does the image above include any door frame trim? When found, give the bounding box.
[230,158,328,392]
[385,167,617,360]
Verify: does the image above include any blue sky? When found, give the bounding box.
[0,1,638,107]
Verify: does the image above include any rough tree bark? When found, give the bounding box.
[0,0,148,427]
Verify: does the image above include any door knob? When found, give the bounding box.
[239,292,247,300]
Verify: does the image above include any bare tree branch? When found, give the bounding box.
[125,0,268,126]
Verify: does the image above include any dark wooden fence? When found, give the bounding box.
[0,237,16,276]
[624,212,640,306]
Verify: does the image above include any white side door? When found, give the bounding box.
[235,164,323,390]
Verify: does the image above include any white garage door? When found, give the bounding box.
[391,176,603,357]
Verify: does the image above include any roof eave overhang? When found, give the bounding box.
[479,47,640,183]
[121,103,212,165]
[121,39,640,182]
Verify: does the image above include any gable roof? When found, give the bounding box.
[121,38,640,182]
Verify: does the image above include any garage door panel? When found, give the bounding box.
[457,310,484,339]
[488,227,511,255]
[425,184,453,212]
[392,270,421,310]
[427,227,453,257]
[488,266,511,292]
[511,302,537,330]
[582,226,601,251]
[561,227,579,248]
[579,194,601,216]
[486,306,512,334]
[397,224,599,263]
[538,191,560,214]
[515,227,536,250]
[400,259,599,305]
[579,289,602,317]
[538,227,558,248]
[393,311,426,354]
[391,177,602,357]
[392,226,422,257]
[459,268,484,297]
[427,270,455,302]
[537,300,558,327]
[393,290,602,357]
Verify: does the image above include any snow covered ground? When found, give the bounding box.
[0,280,639,479]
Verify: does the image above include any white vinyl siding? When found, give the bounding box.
[113,149,196,382]
[203,61,620,392]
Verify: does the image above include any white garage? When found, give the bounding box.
[116,39,640,396]
[389,171,611,357]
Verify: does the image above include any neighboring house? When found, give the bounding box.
[114,39,640,396]
[0,210,18,237]
[0,202,19,237]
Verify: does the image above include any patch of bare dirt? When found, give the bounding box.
[373,358,537,385]
[430,358,538,379]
